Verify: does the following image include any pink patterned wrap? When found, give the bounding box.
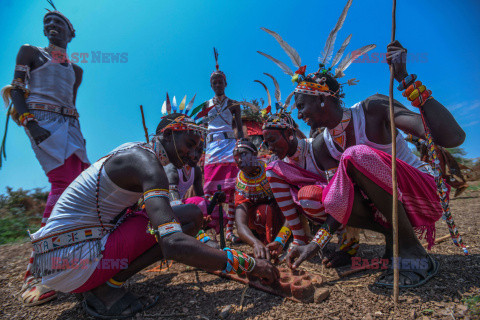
[322,145,446,248]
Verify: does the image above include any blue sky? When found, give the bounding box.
[0,0,479,192]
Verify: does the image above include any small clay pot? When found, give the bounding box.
[279,276,292,295]
[290,278,314,302]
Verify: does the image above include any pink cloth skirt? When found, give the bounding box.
[322,145,446,247]
[203,163,238,197]
[72,211,157,293]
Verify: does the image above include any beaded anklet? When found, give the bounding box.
[339,233,359,256]
[106,278,124,288]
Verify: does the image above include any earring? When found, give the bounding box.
[321,102,325,107]
[289,136,294,140]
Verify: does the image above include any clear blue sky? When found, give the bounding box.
[1,0,479,192]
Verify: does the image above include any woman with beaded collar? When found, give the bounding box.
[233,138,287,260]
[258,0,466,287]
[28,112,278,318]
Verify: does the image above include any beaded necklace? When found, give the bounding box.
[328,108,351,151]
[236,163,274,202]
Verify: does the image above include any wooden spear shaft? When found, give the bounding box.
[139,105,149,143]
[389,0,399,305]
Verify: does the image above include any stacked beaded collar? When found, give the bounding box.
[236,162,274,202]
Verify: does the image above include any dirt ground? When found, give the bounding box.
[1,185,479,320]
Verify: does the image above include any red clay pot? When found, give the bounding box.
[290,278,314,302]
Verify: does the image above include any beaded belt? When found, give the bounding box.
[206,131,235,143]
[31,224,111,254]
[28,103,79,118]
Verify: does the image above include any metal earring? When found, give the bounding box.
[321,102,325,107]
[289,136,294,140]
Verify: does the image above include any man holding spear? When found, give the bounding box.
[258,0,466,288]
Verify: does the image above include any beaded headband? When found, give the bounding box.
[44,0,75,38]
[160,115,207,136]
[257,0,376,98]
[262,112,296,131]
[234,139,258,154]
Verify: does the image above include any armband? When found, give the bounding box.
[311,225,333,250]
[170,200,183,207]
[19,112,36,127]
[274,226,292,248]
[143,189,169,202]
[223,247,256,276]
[148,219,182,242]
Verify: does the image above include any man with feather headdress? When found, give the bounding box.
[1,1,90,306]
[200,48,245,244]
[259,0,467,288]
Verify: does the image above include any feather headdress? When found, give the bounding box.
[258,0,376,98]
[210,47,226,80]
[44,0,75,37]
[159,92,206,135]
[252,74,296,131]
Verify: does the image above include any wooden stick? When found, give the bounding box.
[422,234,457,248]
[139,105,149,143]
[389,0,399,305]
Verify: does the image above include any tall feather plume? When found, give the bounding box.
[334,44,376,78]
[46,0,57,11]
[283,91,295,110]
[178,95,187,112]
[185,94,196,114]
[166,93,171,115]
[172,96,177,113]
[257,51,293,76]
[330,34,352,68]
[254,80,272,108]
[261,28,301,68]
[213,47,220,71]
[319,0,353,65]
[263,73,281,102]
[161,100,167,114]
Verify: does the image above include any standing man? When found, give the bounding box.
[202,48,244,243]
[2,4,89,305]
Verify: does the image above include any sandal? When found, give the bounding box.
[83,291,159,319]
[19,277,57,306]
[374,255,439,288]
